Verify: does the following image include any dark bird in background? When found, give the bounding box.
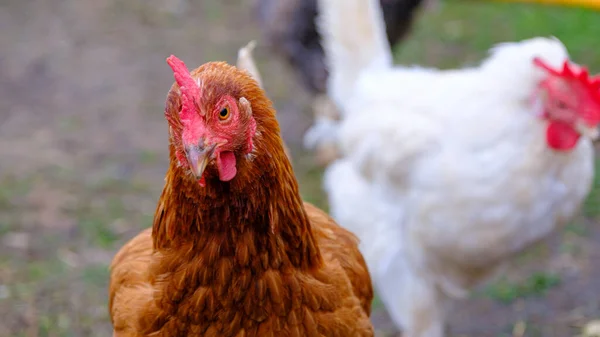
[255,0,427,96]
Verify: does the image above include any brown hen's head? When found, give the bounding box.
[534,57,600,151]
[165,55,265,187]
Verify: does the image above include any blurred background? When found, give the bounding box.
[1,0,599,336]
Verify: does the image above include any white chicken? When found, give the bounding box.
[307,0,600,336]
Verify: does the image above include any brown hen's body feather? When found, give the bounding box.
[109,61,374,336]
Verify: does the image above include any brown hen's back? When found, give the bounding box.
[109,228,156,336]
[304,202,373,314]
[108,60,374,336]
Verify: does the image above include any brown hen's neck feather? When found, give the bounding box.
[152,90,322,271]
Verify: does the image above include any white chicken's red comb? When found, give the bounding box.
[166,55,201,122]
[534,57,600,124]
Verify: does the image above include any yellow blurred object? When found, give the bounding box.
[497,0,600,10]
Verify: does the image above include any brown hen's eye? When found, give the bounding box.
[219,107,230,120]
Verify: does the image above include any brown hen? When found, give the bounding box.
[108,54,374,336]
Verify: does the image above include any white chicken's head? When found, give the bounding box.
[534,57,600,151]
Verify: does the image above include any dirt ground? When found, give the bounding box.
[0,0,598,336]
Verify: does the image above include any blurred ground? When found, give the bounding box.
[0,0,599,336]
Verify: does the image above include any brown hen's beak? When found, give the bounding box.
[185,142,217,179]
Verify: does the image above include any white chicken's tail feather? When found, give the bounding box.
[305,0,393,152]
[317,0,393,108]
[237,40,263,89]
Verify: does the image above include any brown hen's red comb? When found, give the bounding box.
[534,57,600,124]
[167,55,200,121]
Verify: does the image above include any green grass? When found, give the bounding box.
[371,294,385,310]
[583,159,600,218]
[299,165,328,212]
[138,149,160,164]
[483,272,561,304]
[80,217,120,248]
[564,221,589,236]
[395,1,600,71]
[82,264,111,288]
[0,176,33,210]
